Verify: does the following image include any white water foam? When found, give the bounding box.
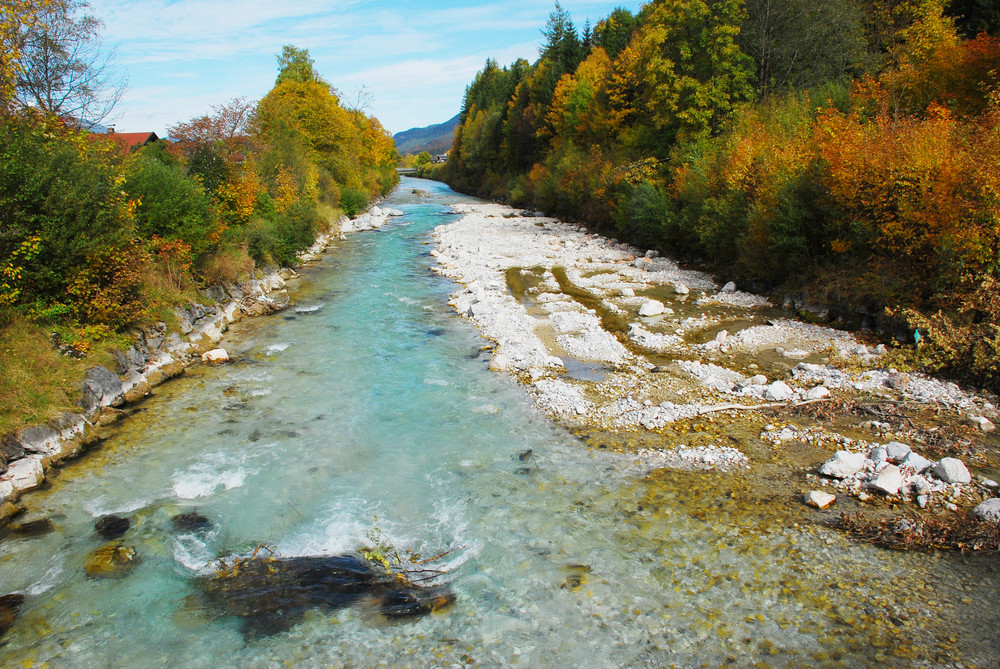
[171,451,256,500]
[264,343,291,355]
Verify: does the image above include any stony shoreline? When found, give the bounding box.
[0,205,404,519]
[431,203,1000,525]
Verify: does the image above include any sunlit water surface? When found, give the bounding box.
[1,178,997,668]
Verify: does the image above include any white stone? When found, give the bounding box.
[969,416,996,433]
[201,349,230,364]
[2,456,45,493]
[869,446,888,463]
[750,375,768,386]
[885,441,912,463]
[806,386,831,400]
[870,465,904,495]
[0,480,13,500]
[804,490,837,509]
[638,300,666,317]
[933,457,971,484]
[900,451,933,474]
[673,283,690,295]
[820,451,866,479]
[714,330,728,344]
[721,281,737,293]
[974,498,1000,523]
[620,288,635,297]
[765,381,794,402]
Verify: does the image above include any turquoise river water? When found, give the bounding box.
[1,178,998,667]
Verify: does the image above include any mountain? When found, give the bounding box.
[393,114,460,156]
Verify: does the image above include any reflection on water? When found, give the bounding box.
[0,178,997,667]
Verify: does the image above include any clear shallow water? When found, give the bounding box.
[1,178,998,667]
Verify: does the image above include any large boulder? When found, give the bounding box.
[765,381,794,402]
[820,451,866,479]
[885,441,912,463]
[2,456,45,493]
[973,498,1000,524]
[900,451,933,474]
[638,300,665,317]
[0,433,25,474]
[933,457,971,484]
[870,465,904,495]
[80,366,124,414]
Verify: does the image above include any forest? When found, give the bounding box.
[0,2,397,431]
[438,0,1000,393]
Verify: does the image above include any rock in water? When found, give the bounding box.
[638,300,665,317]
[820,451,865,479]
[85,544,138,578]
[171,511,213,533]
[95,515,130,540]
[198,553,454,637]
[804,491,837,509]
[379,588,455,618]
[933,458,971,484]
[201,349,230,365]
[0,593,25,640]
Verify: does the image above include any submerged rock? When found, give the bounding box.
[198,553,453,637]
[85,544,138,578]
[95,515,130,540]
[0,593,25,640]
[171,511,213,534]
[379,588,455,618]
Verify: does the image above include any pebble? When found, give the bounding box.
[969,416,996,433]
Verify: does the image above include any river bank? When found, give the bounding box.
[0,205,404,519]
[431,202,1000,536]
[1,178,999,666]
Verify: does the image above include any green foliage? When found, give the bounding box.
[275,45,318,85]
[0,113,131,306]
[124,149,218,257]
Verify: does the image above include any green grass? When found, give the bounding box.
[0,316,119,436]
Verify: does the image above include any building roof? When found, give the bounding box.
[90,131,159,151]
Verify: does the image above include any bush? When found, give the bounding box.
[125,152,219,257]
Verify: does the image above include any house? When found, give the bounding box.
[433,152,449,164]
[90,128,160,152]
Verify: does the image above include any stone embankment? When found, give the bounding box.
[431,203,1000,523]
[0,205,404,518]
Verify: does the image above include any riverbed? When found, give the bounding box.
[0,178,997,667]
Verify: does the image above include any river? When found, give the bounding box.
[0,178,997,667]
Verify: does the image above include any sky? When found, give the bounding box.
[86,0,647,137]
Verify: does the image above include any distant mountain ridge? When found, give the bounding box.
[393,114,459,156]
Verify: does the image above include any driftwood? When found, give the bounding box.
[696,397,834,416]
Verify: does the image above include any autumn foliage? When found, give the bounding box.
[444,0,1000,391]
[0,42,397,344]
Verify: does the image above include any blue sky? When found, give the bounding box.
[87,0,647,137]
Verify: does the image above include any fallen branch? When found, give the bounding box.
[697,397,834,416]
